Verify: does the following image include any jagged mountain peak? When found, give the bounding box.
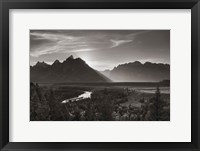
[64,56,86,65]
[66,55,74,60]
[31,56,111,83]
[75,57,85,63]
[53,59,61,65]
[35,61,49,68]
[36,61,45,64]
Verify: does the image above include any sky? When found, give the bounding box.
[30,30,170,71]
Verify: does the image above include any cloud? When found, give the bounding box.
[30,32,78,41]
[67,48,95,53]
[30,45,59,57]
[30,30,150,57]
[30,31,110,57]
[30,31,90,57]
[110,39,132,48]
[109,31,150,48]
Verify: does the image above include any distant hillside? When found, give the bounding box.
[31,55,111,83]
[101,61,170,82]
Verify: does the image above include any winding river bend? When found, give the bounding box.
[61,86,169,104]
[61,91,92,103]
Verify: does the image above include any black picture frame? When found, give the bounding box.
[0,0,200,150]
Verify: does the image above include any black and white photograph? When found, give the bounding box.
[30,30,170,121]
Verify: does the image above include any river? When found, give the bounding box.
[133,87,170,94]
[61,86,169,104]
[61,91,92,103]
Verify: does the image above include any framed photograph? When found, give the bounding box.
[0,0,200,150]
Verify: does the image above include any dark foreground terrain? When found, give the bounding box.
[30,82,170,121]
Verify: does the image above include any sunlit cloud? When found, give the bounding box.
[67,48,95,53]
[86,60,116,71]
[110,39,133,48]
[109,31,150,48]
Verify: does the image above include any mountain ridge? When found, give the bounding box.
[31,55,111,83]
[31,56,170,83]
[101,61,170,82]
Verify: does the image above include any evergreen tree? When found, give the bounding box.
[144,86,161,121]
[154,86,161,121]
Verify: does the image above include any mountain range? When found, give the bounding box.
[31,55,170,83]
[101,61,170,82]
[30,55,111,83]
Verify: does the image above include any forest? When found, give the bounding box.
[30,82,170,121]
